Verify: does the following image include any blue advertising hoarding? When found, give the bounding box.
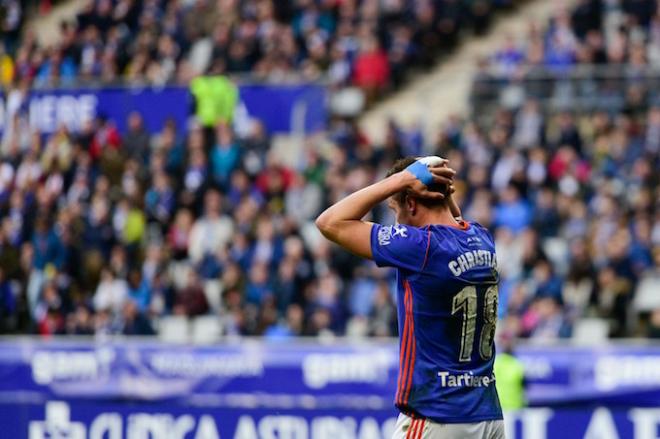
[0,87,191,135]
[0,84,327,137]
[2,340,660,406]
[0,339,660,438]
[239,84,327,134]
[516,345,660,407]
[3,399,660,439]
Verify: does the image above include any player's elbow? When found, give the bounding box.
[315,211,336,238]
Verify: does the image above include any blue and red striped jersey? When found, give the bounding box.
[370,221,503,423]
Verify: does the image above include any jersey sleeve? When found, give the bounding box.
[370,224,430,271]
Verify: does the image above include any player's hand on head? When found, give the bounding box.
[428,164,455,186]
[403,156,456,199]
[407,179,447,200]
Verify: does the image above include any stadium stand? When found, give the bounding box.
[466,0,660,339]
[0,0,658,345]
[2,0,514,91]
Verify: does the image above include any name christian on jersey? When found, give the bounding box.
[448,249,497,277]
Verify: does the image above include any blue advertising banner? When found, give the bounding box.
[1,340,660,407]
[0,399,395,439]
[1,340,660,438]
[239,84,327,134]
[0,87,191,135]
[0,84,327,137]
[1,399,659,439]
[516,345,660,407]
[0,340,398,403]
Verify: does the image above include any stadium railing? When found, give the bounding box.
[470,64,660,116]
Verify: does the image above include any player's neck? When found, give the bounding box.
[415,207,461,228]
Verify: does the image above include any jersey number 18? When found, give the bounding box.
[451,285,498,362]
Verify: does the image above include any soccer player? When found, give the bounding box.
[315,157,504,438]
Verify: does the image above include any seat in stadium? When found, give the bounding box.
[572,318,610,345]
[191,315,223,345]
[345,316,368,338]
[158,316,190,344]
[633,274,660,312]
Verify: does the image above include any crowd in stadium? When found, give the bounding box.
[468,0,660,339]
[1,0,510,94]
[0,0,659,340]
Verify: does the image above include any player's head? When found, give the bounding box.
[386,156,450,226]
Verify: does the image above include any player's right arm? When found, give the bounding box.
[315,161,454,260]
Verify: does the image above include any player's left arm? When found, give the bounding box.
[315,161,454,259]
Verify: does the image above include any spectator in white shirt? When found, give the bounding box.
[188,189,234,264]
[93,269,128,314]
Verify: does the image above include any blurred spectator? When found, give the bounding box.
[524,297,571,339]
[67,304,94,335]
[188,189,234,264]
[173,271,209,317]
[0,268,17,333]
[246,262,273,306]
[1,0,21,55]
[353,36,390,101]
[264,304,305,340]
[368,280,397,337]
[168,209,194,260]
[119,299,154,336]
[126,269,150,312]
[210,123,240,186]
[493,185,532,233]
[145,172,175,227]
[123,112,150,164]
[35,282,66,336]
[531,259,563,301]
[93,268,127,314]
